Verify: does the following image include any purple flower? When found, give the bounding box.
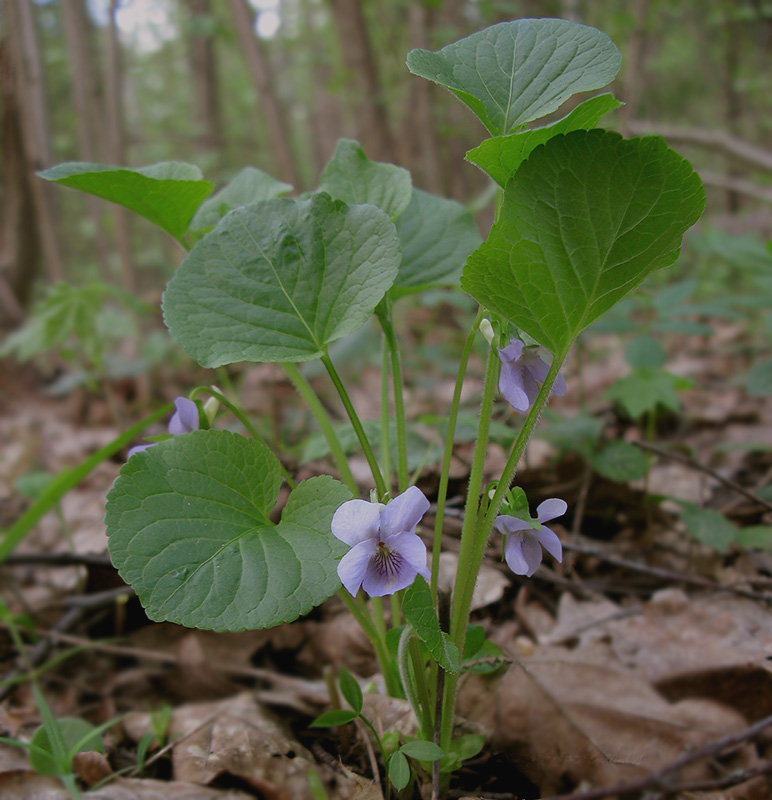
[495,498,566,577]
[497,339,566,414]
[332,486,431,597]
[128,397,200,457]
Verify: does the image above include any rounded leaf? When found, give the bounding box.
[462,131,705,354]
[106,430,352,630]
[164,193,400,366]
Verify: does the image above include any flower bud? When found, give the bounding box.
[203,389,220,426]
[480,318,495,345]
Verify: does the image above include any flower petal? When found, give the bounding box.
[519,534,544,576]
[523,352,550,384]
[168,397,200,435]
[383,531,430,581]
[552,372,567,397]
[534,525,563,563]
[337,540,376,596]
[127,443,156,457]
[495,514,532,535]
[379,486,429,537]
[497,339,524,364]
[499,363,530,413]
[331,499,383,546]
[504,532,531,575]
[536,498,567,523]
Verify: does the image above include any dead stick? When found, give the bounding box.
[632,440,772,512]
[546,712,772,800]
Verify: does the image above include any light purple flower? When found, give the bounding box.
[332,486,431,597]
[128,397,200,457]
[497,339,566,414]
[495,498,566,577]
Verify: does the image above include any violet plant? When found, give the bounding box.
[35,17,705,792]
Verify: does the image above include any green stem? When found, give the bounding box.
[281,362,358,495]
[431,307,485,602]
[321,350,387,498]
[191,387,296,490]
[439,350,568,748]
[377,299,409,492]
[380,339,393,494]
[338,590,400,697]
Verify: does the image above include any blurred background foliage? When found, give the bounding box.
[1,0,772,388]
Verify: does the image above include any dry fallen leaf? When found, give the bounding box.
[457,641,754,795]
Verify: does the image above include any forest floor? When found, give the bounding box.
[2,313,772,800]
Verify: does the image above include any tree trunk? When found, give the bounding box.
[0,41,37,324]
[61,0,112,279]
[327,0,395,162]
[104,0,136,294]
[402,1,442,193]
[3,0,65,284]
[188,0,223,156]
[228,0,299,186]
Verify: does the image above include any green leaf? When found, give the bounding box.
[29,718,102,777]
[310,709,359,728]
[189,167,293,234]
[406,19,621,135]
[400,740,445,761]
[735,525,772,550]
[106,430,352,631]
[0,282,111,364]
[679,503,735,553]
[402,578,459,673]
[388,751,411,791]
[338,667,363,714]
[467,93,622,186]
[590,441,649,482]
[319,139,412,221]
[743,360,772,396]
[625,335,666,369]
[163,194,400,366]
[605,369,689,419]
[391,189,482,296]
[461,131,705,354]
[38,161,213,243]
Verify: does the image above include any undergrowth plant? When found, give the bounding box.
[6,17,708,797]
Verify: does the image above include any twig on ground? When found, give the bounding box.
[564,539,772,601]
[546,712,772,800]
[632,440,772,513]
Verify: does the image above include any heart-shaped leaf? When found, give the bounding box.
[391,188,482,296]
[189,167,292,234]
[461,130,705,355]
[38,162,213,244]
[106,430,352,631]
[163,193,400,366]
[319,139,412,221]
[466,93,622,186]
[406,18,621,135]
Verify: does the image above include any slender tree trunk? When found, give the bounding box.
[188,0,223,156]
[403,1,442,193]
[618,0,649,135]
[228,0,299,186]
[104,0,136,293]
[61,0,112,279]
[721,11,742,212]
[327,0,395,162]
[4,0,65,283]
[299,0,341,175]
[0,41,36,323]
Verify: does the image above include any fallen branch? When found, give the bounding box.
[547,711,772,800]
